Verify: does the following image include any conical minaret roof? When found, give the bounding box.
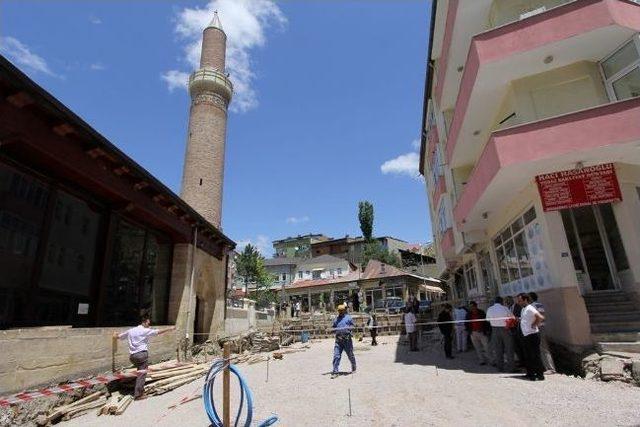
[207,11,223,31]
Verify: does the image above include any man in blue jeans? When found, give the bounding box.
[331,304,356,378]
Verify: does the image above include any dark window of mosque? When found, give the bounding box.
[0,159,173,329]
[0,162,50,327]
[101,218,171,326]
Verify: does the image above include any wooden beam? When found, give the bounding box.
[52,123,75,136]
[113,165,130,176]
[85,147,104,159]
[6,91,33,108]
[133,181,149,191]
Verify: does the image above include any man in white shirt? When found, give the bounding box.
[453,305,468,352]
[486,296,515,372]
[530,292,556,374]
[404,308,418,351]
[114,314,175,399]
[518,293,545,381]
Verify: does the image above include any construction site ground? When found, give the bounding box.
[64,335,640,426]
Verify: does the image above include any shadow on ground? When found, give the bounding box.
[391,331,525,377]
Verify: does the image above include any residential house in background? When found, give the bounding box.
[420,0,640,355]
[294,255,355,282]
[272,233,330,258]
[285,259,444,313]
[310,235,414,266]
[264,257,298,288]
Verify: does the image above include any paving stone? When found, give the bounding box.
[600,357,624,381]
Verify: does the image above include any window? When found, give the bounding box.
[463,261,477,291]
[329,269,334,277]
[601,36,640,101]
[305,271,310,277]
[430,144,443,188]
[281,273,287,281]
[312,270,321,280]
[337,267,343,275]
[493,208,537,285]
[438,202,451,234]
[297,271,303,279]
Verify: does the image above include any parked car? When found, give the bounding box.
[418,300,432,313]
[374,297,405,314]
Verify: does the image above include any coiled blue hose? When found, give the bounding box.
[203,359,278,427]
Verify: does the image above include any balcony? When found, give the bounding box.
[454,97,640,230]
[445,0,640,169]
[487,0,574,30]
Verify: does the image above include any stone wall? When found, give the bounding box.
[0,326,177,394]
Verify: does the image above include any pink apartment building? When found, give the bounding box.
[420,0,640,355]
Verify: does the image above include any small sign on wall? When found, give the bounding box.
[535,163,622,212]
[77,303,89,315]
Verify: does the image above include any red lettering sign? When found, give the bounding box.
[535,163,622,212]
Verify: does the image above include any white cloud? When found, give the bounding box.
[161,70,190,92]
[381,152,421,180]
[0,36,57,77]
[164,0,286,112]
[411,138,421,150]
[236,234,271,256]
[90,63,105,71]
[286,216,309,224]
[89,15,102,25]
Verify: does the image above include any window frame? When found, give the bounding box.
[492,207,537,286]
[600,35,640,101]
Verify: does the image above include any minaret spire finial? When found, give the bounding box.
[208,10,223,30]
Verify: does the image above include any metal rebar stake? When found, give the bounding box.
[348,388,352,417]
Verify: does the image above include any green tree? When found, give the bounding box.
[358,201,374,241]
[362,241,402,268]
[236,244,276,308]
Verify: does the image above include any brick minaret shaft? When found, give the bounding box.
[180,12,233,227]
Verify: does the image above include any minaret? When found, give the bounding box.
[180,11,233,227]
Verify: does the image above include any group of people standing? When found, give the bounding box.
[437,292,555,381]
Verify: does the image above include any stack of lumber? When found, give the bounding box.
[143,363,209,396]
[250,332,280,352]
[36,391,109,425]
[97,392,133,416]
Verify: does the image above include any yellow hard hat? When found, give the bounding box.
[337,304,347,311]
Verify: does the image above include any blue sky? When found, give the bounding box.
[1,0,432,255]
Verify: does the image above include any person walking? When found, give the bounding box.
[437,304,454,359]
[404,307,418,351]
[530,292,556,374]
[518,293,546,381]
[486,296,515,372]
[114,314,175,400]
[367,310,378,346]
[295,300,301,318]
[453,304,469,352]
[331,304,357,378]
[467,301,492,365]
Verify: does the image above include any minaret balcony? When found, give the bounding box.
[189,67,233,101]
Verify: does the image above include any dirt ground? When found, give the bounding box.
[64,335,640,427]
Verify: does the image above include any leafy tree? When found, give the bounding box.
[236,244,277,308]
[362,241,402,268]
[358,201,374,242]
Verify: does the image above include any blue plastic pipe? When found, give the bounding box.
[203,359,278,427]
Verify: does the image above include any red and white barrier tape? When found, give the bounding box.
[0,371,141,407]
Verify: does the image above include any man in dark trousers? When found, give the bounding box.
[331,304,357,378]
[518,293,546,381]
[467,301,492,365]
[437,304,454,359]
[114,314,175,400]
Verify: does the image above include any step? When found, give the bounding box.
[584,301,637,312]
[591,321,640,334]
[584,294,630,304]
[588,312,640,323]
[592,332,640,342]
[595,341,640,354]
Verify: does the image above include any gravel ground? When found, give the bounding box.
[64,335,640,427]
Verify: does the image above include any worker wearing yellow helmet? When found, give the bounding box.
[331,303,356,378]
